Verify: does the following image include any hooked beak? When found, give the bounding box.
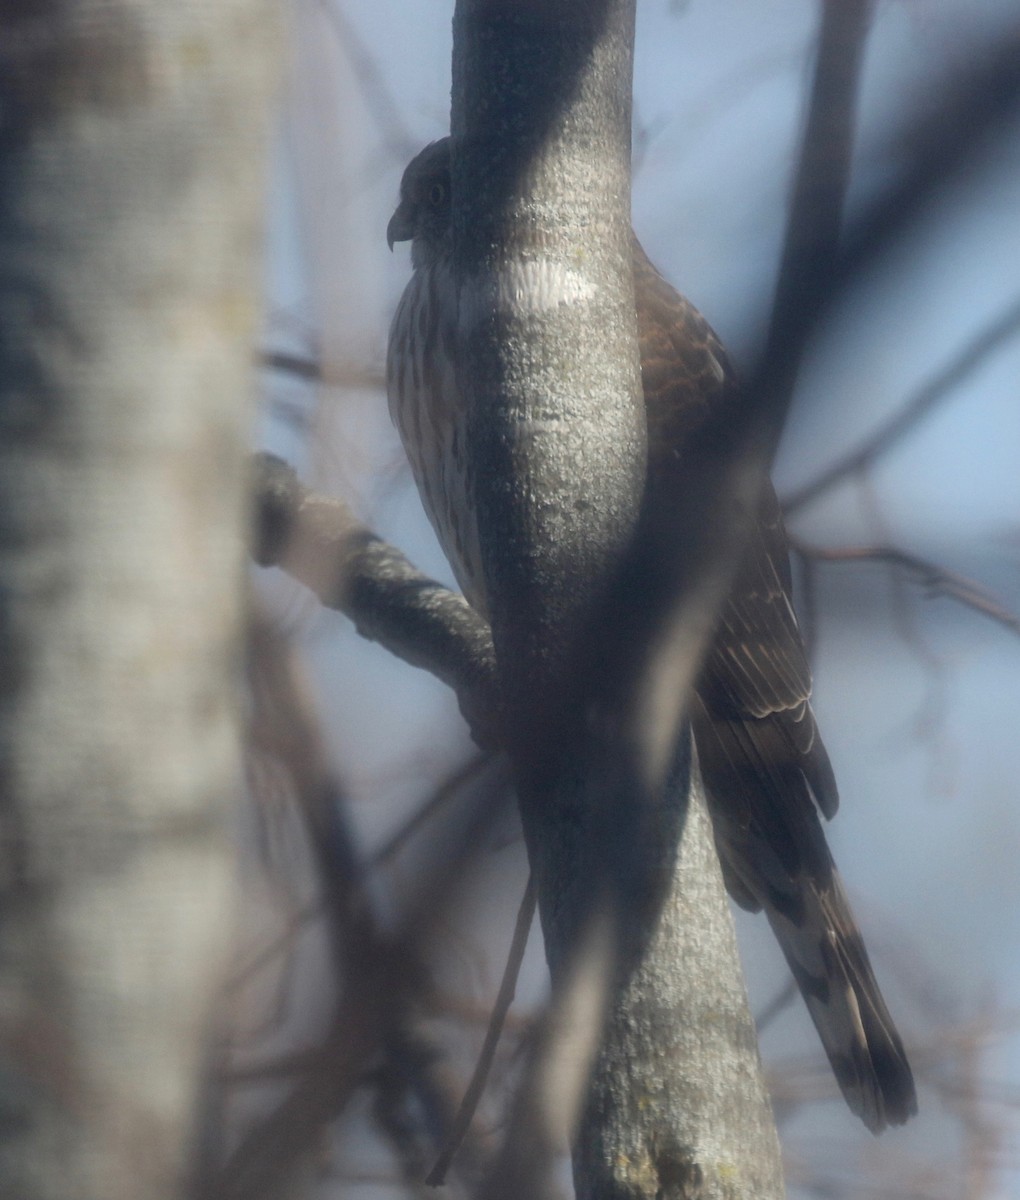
[387,201,413,251]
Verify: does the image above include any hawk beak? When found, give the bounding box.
[387,203,413,251]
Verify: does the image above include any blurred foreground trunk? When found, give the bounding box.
[0,5,277,1198]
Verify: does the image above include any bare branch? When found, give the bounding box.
[482,908,617,1200]
[207,620,501,1200]
[589,0,877,788]
[757,0,873,424]
[835,24,1020,299]
[785,297,1020,513]
[260,347,386,391]
[793,540,1020,639]
[251,452,500,745]
[427,872,538,1186]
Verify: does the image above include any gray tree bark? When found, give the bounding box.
[0,5,277,1199]
[574,744,783,1200]
[449,4,784,1198]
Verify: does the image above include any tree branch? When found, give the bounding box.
[251,452,500,745]
[833,22,1020,304]
[427,872,538,1186]
[785,297,1020,513]
[204,619,500,1200]
[260,347,386,391]
[793,540,1020,639]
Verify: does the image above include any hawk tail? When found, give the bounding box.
[764,871,917,1133]
[693,700,916,1132]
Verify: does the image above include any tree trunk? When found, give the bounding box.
[574,739,783,1200]
[0,5,277,1198]
[450,3,784,1197]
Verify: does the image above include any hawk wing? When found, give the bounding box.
[633,237,916,1132]
[634,235,835,816]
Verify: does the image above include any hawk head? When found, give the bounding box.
[387,138,452,269]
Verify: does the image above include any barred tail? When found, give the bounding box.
[693,698,917,1132]
[763,870,917,1132]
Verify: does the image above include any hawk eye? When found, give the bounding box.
[428,182,446,205]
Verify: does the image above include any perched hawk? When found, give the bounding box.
[386,137,916,1133]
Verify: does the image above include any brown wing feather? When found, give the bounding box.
[633,235,915,1131]
[634,235,837,815]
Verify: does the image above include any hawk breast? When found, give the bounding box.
[388,259,486,613]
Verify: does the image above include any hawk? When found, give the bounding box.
[386,137,916,1133]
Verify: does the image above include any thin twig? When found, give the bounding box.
[209,619,498,1200]
[852,483,953,780]
[372,752,499,868]
[261,348,386,391]
[427,871,538,1186]
[755,978,798,1035]
[225,900,323,993]
[785,297,1020,513]
[753,0,874,441]
[793,540,1020,638]
[262,349,321,381]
